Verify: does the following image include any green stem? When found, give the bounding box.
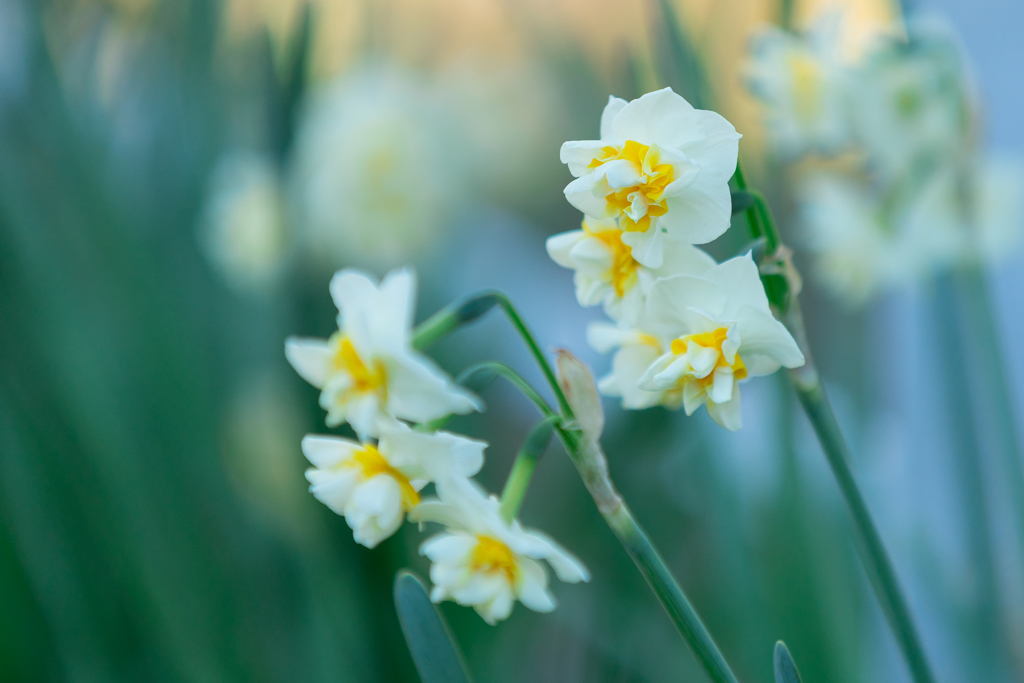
[499,417,557,522]
[412,291,573,418]
[604,502,739,683]
[455,362,556,421]
[786,302,936,683]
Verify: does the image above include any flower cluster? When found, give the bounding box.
[550,89,805,431]
[286,269,588,623]
[745,14,1024,304]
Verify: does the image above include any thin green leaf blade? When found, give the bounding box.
[774,641,804,683]
[394,570,473,683]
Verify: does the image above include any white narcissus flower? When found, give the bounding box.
[852,19,971,182]
[302,422,486,548]
[285,268,481,438]
[289,66,467,270]
[546,216,717,324]
[641,254,805,431]
[410,477,590,625]
[745,14,851,159]
[560,88,741,268]
[799,171,963,306]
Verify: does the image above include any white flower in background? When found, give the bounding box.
[285,268,481,438]
[410,477,590,625]
[799,171,963,305]
[588,323,674,410]
[546,216,717,324]
[852,19,971,182]
[560,88,741,267]
[745,14,851,158]
[641,255,805,431]
[290,65,467,270]
[198,150,288,291]
[301,422,486,548]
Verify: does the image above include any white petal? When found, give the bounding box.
[586,321,632,354]
[300,434,361,469]
[734,305,805,373]
[701,253,772,316]
[620,221,664,268]
[284,337,333,389]
[609,88,701,149]
[706,387,742,431]
[560,140,612,177]
[516,530,591,583]
[563,172,614,220]
[613,344,665,410]
[646,275,728,336]
[516,558,556,613]
[678,109,741,185]
[658,174,733,244]
[421,533,475,564]
[599,95,629,141]
[708,366,735,404]
[384,352,482,423]
[307,468,360,514]
[546,230,584,268]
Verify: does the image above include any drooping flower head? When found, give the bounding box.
[546,216,717,325]
[285,268,481,438]
[640,254,805,431]
[560,88,741,268]
[410,477,590,625]
[302,421,486,548]
[745,14,851,159]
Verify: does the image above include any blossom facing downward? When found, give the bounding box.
[411,478,590,625]
[546,216,717,324]
[285,268,481,438]
[302,422,486,548]
[745,15,851,158]
[560,88,741,267]
[641,254,805,431]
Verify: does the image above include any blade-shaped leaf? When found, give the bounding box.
[774,641,804,683]
[394,570,473,683]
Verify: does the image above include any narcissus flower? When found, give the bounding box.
[411,477,590,625]
[745,15,851,158]
[560,88,740,268]
[302,422,486,548]
[546,216,717,324]
[640,254,805,431]
[285,268,481,438]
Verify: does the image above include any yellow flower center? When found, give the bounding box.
[587,140,675,233]
[582,220,639,297]
[786,51,823,124]
[329,333,388,398]
[470,535,518,583]
[349,444,420,510]
[670,327,747,389]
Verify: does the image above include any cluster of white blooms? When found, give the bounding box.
[549,89,805,431]
[286,268,588,623]
[745,14,1024,304]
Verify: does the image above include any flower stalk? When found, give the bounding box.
[738,161,937,683]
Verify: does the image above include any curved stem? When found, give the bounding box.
[455,362,556,421]
[412,291,573,418]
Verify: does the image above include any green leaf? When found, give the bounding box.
[774,641,804,683]
[394,570,473,683]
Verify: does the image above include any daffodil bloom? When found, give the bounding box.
[302,422,486,548]
[285,268,481,438]
[745,15,850,159]
[410,477,590,625]
[560,88,740,268]
[546,216,717,324]
[640,254,805,431]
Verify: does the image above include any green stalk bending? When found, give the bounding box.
[737,157,937,683]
